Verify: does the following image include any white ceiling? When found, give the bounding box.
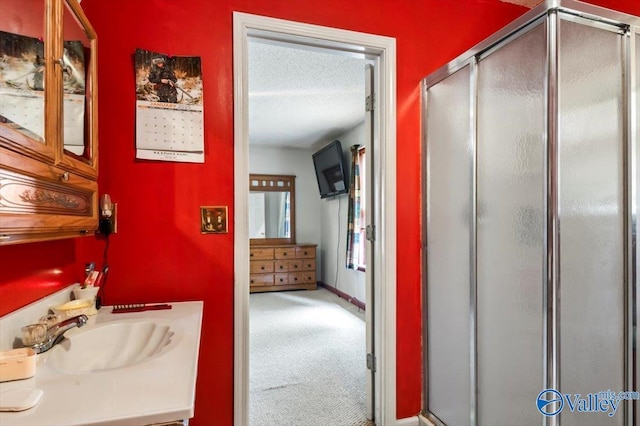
[248,39,369,149]
[247,0,538,150]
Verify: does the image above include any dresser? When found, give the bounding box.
[250,244,317,293]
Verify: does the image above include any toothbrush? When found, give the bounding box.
[111,304,172,313]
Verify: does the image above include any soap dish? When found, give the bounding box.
[0,348,37,382]
[51,298,97,319]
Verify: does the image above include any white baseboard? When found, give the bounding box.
[395,416,420,426]
[417,413,438,426]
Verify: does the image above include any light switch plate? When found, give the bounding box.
[200,206,228,234]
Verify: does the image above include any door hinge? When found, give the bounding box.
[366,225,376,242]
[367,353,377,372]
[365,94,374,112]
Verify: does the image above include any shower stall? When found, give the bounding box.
[422,1,639,425]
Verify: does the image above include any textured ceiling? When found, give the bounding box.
[247,0,538,150]
[248,40,369,149]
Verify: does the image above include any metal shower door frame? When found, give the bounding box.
[421,1,640,425]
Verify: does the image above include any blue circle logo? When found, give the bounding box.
[537,389,564,416]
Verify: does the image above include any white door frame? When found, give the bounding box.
[233,12,397,426]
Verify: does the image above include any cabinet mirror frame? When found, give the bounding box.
[0,0,98,180]
[249,174,295,246]
[58,0,99,180]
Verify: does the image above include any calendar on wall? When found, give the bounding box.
[134,48,204,163]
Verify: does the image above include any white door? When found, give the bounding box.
[364,62,379,423]
[233,13,397,426]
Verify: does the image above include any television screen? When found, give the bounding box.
[312,140,349,199]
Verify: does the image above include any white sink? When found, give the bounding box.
[0,299,202,426]
[46,320,178,373]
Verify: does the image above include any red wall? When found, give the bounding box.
[3,0,639,424]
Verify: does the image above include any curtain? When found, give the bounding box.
[346,144,361,269]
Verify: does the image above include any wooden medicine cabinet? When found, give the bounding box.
[0,0,99,245]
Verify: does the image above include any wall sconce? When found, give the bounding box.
[99,194,117,235]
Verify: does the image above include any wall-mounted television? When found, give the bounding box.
[312,140,349,199]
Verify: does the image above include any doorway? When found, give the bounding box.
[233,12,397,426]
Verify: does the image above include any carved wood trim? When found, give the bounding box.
[0,169,92,215]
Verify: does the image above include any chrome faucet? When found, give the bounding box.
[29,315,88,354]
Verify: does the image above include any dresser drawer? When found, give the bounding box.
[274,260,289,272]
[295,246,316,258]
[274,247,296,259]
[300,259,316,271]
[274,273,289,285]
[289,272,316,284]
[297,271,316,283]
[250,261,274,274]
[250,248,274,260]
[287,260,303,272]
[250,274,274,286]
[287,272,302,285]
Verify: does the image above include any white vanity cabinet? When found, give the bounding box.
[0,286,203,425]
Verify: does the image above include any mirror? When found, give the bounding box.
[0,0,47,148]
[61,0,97,171]
[249,174,295,245]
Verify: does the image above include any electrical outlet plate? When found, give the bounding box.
[200,206,228,234]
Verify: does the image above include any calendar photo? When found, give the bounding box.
[0,31,46,142]
[134,48,204,163]
[0,32,87,148]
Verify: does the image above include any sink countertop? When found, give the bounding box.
[0,301,203,426]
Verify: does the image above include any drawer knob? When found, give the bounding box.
[260,266,265,270]
[60,172,70,182]
[294,265,298,269]
[283,253,287,256]
[279,278,284,282]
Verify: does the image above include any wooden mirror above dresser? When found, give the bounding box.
[248,174,317,293]
[249,174,295,246]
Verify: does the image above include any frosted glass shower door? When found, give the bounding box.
[476,22,546,426]
[425,65,472,426]
[558,17,625,426]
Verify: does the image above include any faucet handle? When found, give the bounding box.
[38,314,61,340]
[23,314,89,354]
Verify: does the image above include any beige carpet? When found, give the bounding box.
[249,287,374,426]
